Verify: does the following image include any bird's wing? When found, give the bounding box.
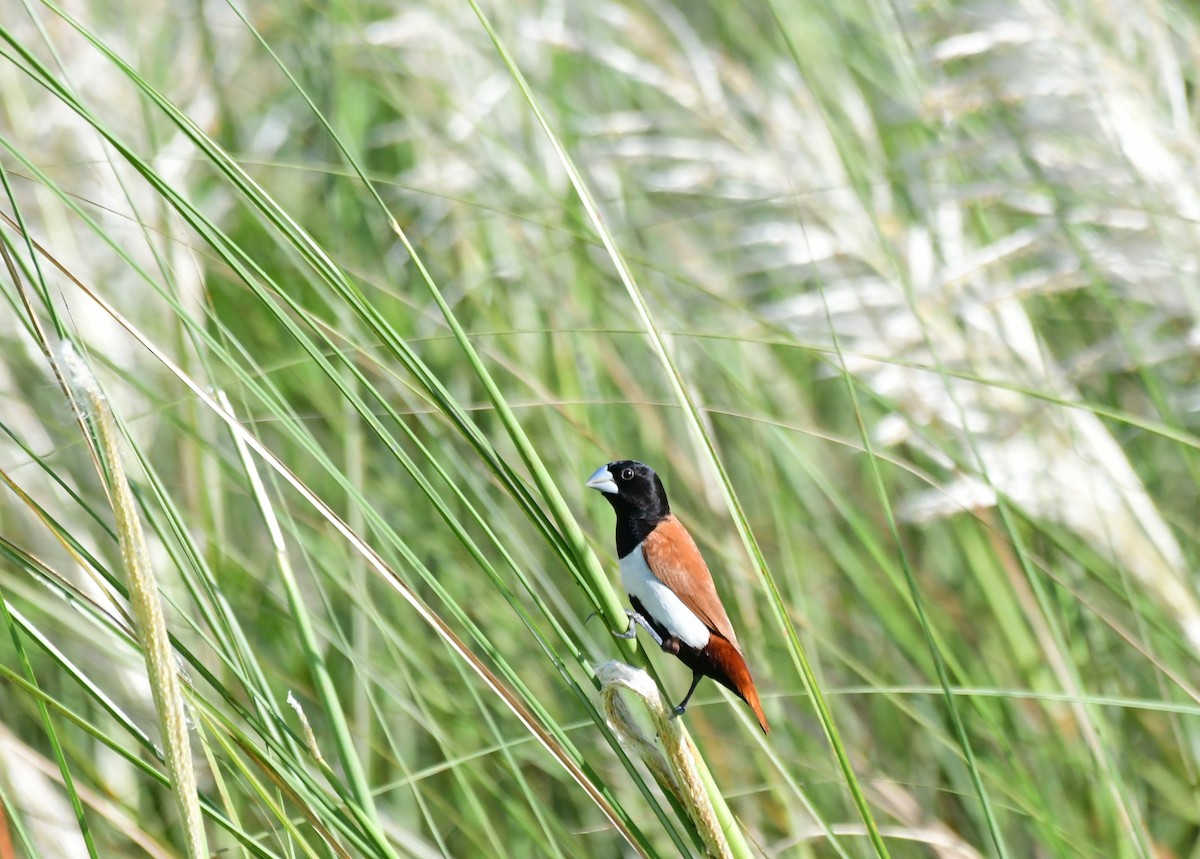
[640,515,741,651]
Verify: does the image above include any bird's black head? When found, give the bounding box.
[585,460,670,521]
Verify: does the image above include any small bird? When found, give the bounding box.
[587,460,769,733]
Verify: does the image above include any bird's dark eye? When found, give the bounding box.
[621,467,634,481]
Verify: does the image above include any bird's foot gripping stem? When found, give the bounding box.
[612,609,664,647]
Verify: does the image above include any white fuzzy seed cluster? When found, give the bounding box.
[55,340,208,859]
[596,661,731,859]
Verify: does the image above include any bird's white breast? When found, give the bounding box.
[619,544,710,650]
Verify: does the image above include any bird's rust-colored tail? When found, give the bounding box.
[704,634,770,733]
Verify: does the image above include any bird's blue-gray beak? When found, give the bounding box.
[585,465,618,495]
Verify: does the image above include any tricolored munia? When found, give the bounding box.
[587,460,769,733]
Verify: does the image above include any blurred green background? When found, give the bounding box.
[2,0,1200,856]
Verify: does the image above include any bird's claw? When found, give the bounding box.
[610,609,665,647]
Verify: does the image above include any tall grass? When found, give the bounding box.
[2,0,1200,856]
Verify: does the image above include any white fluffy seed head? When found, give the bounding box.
[595,661,731,859]
[55,340,104,405]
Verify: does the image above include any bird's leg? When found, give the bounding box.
[612,609,665,648]
[671,673,704,719]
